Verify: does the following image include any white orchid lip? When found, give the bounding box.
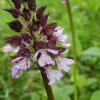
[46,69,63,86]
[32,49,55,67]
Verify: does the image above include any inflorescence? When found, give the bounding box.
[2,0,74,85]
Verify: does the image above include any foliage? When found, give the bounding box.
[0,0,100,100]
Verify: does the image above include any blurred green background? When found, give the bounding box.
[0,0,100,100]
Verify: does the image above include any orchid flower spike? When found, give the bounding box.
[2,0,74,85]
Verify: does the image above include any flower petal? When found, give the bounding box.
[2,44,19,52]
[38,51,47,67]
[11,56,22,63]
[53,26,70,47]
[12,57,31,78]
[46,57,55,65]
[61,49,69,54]
[12,65,19,78]
[61,43,71,47]
[53,26,64,37]
[58,34,68,42]
[27,58,31,68]
[56,57,74,72]
[18,58,28,70]
[57,61,70,72]
[47,49,59,54]
[46,69,63,85]
[57,59,70,72]
[32,51,39,62]
[38,51,55,67]
[63,58,75,65]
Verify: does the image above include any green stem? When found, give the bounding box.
[40,70,54,100]
[65,1,78,100]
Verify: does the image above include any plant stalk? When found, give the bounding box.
[40,70,54,100]
[65,0,78,100]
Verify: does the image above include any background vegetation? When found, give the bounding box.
[0,0,100,100]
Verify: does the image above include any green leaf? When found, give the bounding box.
[77,75,86,88]
[62,85,74,95]
[81,47,100,57]
[91,90,100,100]
[85,78,98,86]
[71,74,86,88]
[31,93,40,100]
[53,87,71,100]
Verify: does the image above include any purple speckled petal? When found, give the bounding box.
[46,69,63,85]
[12,66,19,78]
[38,51,55,67]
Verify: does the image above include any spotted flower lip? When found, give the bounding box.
[56,56,75,72]
[3,0,74,85]
[12,57,31,78]
[46,69,63,86]
[53,26,70,47]
[32,49,58,67]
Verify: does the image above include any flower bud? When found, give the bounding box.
[40,13,50,27]
[21,33,32,43]
[36,5,46,19]
[4,8,21,18]
[56,47,66,55]
[27,0,36,11]
[41,23,57,36]
[7,20,22,32]
[22,8,31,21]
[10,55,21,62]
[47,41,56,49]
[12,0,21,9]
[47,35,57,41]
[32,20,40,31]
[18,48,31,57]
[34,41,47,50]
[6,36,21,46]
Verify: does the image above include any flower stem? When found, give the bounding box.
[40,70,54,100]
[65,1,78,100]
